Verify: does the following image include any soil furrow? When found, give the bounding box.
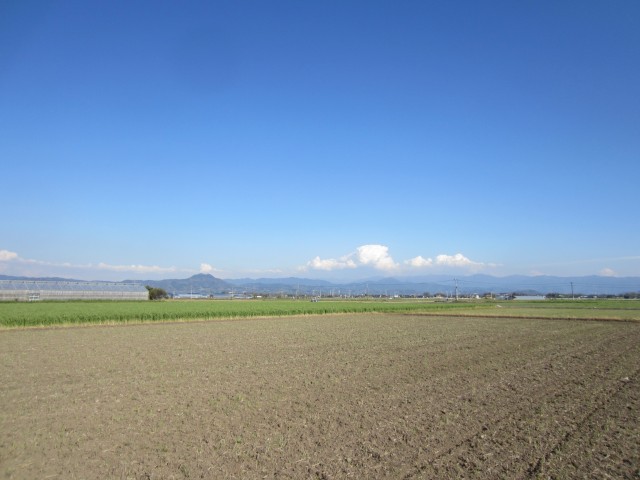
[401,327,639,479]
[1,315,639,479]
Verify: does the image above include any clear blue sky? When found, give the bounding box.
[1,1,639,281]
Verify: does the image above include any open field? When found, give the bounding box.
[0,299,481,328]
[1,313,639,479]
[435,299,640,322]
[1,298,638,328]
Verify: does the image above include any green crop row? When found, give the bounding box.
[1,298,637,328]
[0,299,484,328]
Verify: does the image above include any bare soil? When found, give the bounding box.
[1,314,638,479]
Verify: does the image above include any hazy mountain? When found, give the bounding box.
[226,277,334,287]
[224,277,335,295]
[132,274,232,296]
[387,274,640,296]
[220,274,637,296]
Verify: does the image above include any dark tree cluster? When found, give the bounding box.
[145,286,168,300]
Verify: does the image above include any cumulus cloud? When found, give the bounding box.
[404,253,487,270]
[199,263,225,275]
[305,244,398,272]
[600,267,616,277]
[405,255,433,267]
[0,250,19,261]
[0,250,16,274]
[305,245,491,273]
[355,245,398,271]
[0,250,18,262]
[306,256,357,271]
[434,253,479,267]
[0,250,57,268]
[200,263,214,274]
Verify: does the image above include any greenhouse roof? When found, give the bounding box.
[0,280,147,292]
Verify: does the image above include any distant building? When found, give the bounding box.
[173,293,209,299]
[0,280,148,301]
[513,295,547,301]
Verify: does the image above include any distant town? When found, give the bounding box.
[1,273,638,301]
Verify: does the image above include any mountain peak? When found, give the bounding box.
[189,273,216,279]
[143,273,230,294]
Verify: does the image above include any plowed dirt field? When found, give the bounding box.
[1,314,638,479]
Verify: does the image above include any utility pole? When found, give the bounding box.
[571,282,574,300]
[454,278,459,301]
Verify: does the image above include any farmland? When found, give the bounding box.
[0,298,480,328]
[1,308,639,479]
[1,298,638,328]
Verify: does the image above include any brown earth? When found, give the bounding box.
[1,314,638,479]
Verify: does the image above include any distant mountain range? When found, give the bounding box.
[2,273,639,296]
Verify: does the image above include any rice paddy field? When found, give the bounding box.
[1,300,639,479]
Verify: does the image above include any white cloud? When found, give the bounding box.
[600,267,616,277]
[200,263,214,274]
[0,250,19,261]
[405,255,433,267]
[305,245,492,274]
[355,244,398,271]
[404,253,488,270]
[434,253,478,267]
[305,244,398,272]
[199,263,226,275]
[96,262,179,274]
[306,256,357,271]
[0,249,194,279]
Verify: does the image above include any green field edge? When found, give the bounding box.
[0,302,475,329]
[1,299,639,329]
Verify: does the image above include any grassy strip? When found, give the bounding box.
[1,298,638,328]
[0,299,487,328]
[428,300,640,322]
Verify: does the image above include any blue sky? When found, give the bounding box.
[1,1,639,281]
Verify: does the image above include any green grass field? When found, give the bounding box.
[436,299,640,321]
[1,298,639,328]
